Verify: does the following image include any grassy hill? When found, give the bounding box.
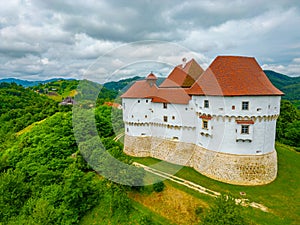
[264,70,300,102]
[132,142,300,225]
[0,79,299,224]
[0,83,59,150]
[30,79,80,101]
[0,77,76,87]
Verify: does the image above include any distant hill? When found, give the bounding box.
[103,71,300,100]
[103,76,165,92]
[2,69,299,102]
[103,76,142,92]
[264,70,300,101]
[0,77,75,87]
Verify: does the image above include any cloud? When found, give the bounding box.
[0,0,299,80]
[262,58,300,77]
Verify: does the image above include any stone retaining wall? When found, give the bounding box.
[124,135,277,185]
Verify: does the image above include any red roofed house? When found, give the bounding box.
[121,56,283,185]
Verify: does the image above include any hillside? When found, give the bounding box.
[264,70,300,101]
[0,84,162,224]
[0,77,76,87]
[103,70,300,106]
[2,69,299,103]
[0,83,59,150]
[0,80,299,224]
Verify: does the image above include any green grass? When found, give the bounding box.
[16,118,47,136]
[132,143,300,225]
[79,199,172,225]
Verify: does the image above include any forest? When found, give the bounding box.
[0,83,147,224]
[0,77,299,224]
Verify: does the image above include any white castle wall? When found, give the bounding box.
[123,98,197,144]
[123,95,280,155]
[192,95,280,154]
[122,95,280,185]
[124,135,277,185]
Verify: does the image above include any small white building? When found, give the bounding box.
[121,56,283,185]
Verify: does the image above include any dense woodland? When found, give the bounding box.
[0,83,150,224]
[0,74,299,224]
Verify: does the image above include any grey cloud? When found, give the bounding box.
[0,0,300,80]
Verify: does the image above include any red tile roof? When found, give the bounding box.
[120,74,190,104]
[159,67,188,88]
[120,80,158,98]
[189,56,283,96]
[104,102,122,109]
[146,73,157,80]
[160,59,204,88]
[153,88,191,104]
[122,56,283,104]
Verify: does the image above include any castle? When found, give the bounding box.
[121,56,283,185]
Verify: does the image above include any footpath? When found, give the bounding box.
[133,162,269,212]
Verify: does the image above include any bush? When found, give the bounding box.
[153,181,165,192]
[139,215,154,225]
[195,206,204,215]
[202,195,248,225]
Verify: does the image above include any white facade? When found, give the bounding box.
[122,95,281,155]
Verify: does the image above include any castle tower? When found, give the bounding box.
[121,56,283,185]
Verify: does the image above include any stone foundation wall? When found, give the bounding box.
[124,135,277,185]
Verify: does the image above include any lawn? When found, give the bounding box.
[79,197,173,225]
[132,142,300,225]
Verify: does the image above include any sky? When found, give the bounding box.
[0,0,300,82]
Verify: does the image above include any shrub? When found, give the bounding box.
[153,181,165,192]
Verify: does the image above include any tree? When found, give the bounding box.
[284,121,300,150]
[0,169,31,223]
[276,100,300,141]
[202,195,248,225]
[153,181,165,192]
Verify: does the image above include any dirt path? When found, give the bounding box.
[113,132,124,141]
[133,162,269,212]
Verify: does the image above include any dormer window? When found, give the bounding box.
[242,101,249,110]
[204,100,209,108]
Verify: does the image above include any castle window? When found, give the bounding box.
[242,101,249,110]
[138,100,140,103]
[232,105,235,110]
[202,120,208,129]
[241,125,249,134]
[163,103,167,109]
[163,116,168,122]
[145,115,147,118]
[146,99,148,103]
[204,100,209,108]
[172,116,175,120]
